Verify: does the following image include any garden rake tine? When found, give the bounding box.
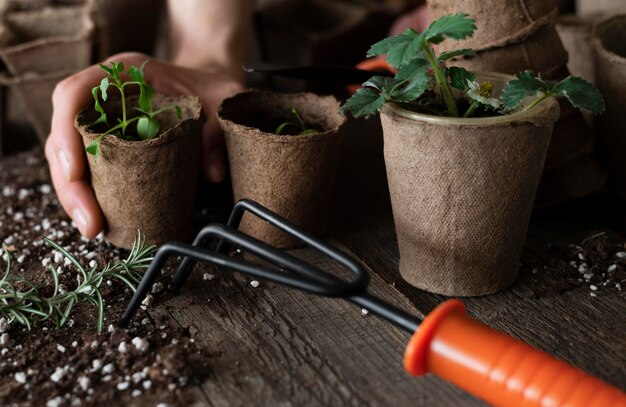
[120,241,353,327]
[172,223,366,296]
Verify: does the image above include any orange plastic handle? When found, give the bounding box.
[404,300,626,407]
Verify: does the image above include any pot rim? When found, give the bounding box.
[591,14,626,65]
[384,71,559,126]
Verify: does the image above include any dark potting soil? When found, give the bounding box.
[0,149,208,406]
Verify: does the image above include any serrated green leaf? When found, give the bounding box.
[99,77,109,102]
[448,67,476,91]
[437,48,476,63]
[362,75,395,92]
[137,117,160,140]
[367,29,422,68]
[552,76,605,114]
[390,70,429,102]
[138,83,154,114]
[501,70,550,109]
[395,57,430,81]
[341,87,386,118]
[423,13,476,44]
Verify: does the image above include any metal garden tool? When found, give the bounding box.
[120,199,626,407]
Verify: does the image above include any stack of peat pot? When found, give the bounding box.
[0,0,94,144]
[427,0,607,207]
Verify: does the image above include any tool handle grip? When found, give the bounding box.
[404,300,626,407]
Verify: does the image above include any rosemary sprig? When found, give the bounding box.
[0,233,155,334]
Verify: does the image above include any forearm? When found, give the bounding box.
[167,0,254,79]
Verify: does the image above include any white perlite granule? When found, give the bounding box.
[132,337,150,352]
[250,280,260,288]
[102,363,115,374]
[14,372,26,384]
[203,273,215,281]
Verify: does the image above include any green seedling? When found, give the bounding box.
[86,61,182,157]
[341,13,604,119]
[275,107,320,135]
[0,233,154,334]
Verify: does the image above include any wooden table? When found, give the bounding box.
[152,116,625,405]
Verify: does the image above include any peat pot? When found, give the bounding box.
[379,72,560,296]
[592,15,626,198]
[218,90,345,248]
[76,94,204,249]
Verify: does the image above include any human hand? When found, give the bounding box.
[44,52,245,238]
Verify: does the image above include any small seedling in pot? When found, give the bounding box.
[342,13,604,118]
[275,107,320,135]
[85,61,182,157]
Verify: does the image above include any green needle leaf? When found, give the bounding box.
[552,76,605,114]
[137,117,160,140]
[341,87,386,118]
[423,13,476,44]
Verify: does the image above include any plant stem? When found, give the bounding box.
[119,85,128,137]
[522,92,550,112]
[463,100,479,118]
[423,45,458,117]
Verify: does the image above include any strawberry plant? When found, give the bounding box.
[342,13,605,118]
[85,61,181,157]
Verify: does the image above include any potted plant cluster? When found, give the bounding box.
[217,90,345,248]
[0,1,94,143]
[426,0,606,208]
[342,13,604,296]
[75,61,205,249]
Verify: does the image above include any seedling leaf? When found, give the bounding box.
[367,28,422,68]
[275,122,298,135]
[422,13,476,44]
[99,77,109,102]
[298,129,320,135]
[85,140,99,157]
[448,67,476,91]
[552,76,605,114]
[138,83,154,113]
[341,87,386,117]
[501,70,550,109]
[175,105,182,119]
[128,65,145,84]
[91,86,108,126]
[137,117,160,140]
[437,48,475,63]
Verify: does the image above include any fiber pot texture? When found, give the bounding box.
[427,0,556,52]
[592,15,626,198]
[76,94,204,249]
[0,5,93,75]
[380,72,560,296]
[218,90,344,248]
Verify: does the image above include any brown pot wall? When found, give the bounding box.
[218,90,345,248]
[379,73,560,296]
[592,15,626,198]
[427,0,557,52]
[448,25,568,78]
[0,5,93,75]
[76,94,204,249]
[556,14,596,83]
[576,0,626,17]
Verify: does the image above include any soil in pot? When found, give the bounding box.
[218,90,345,248]
[592,15,626,199]
[76,94,204,249]
[379,72,560,296]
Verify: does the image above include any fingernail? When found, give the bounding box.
[58,149,71,181]
[72,207,89,235]
[207,148,226,182]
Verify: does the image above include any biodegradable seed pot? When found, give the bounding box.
[218,90,345,248]
[343,13,603,295]
[592,15,626,198]
[76,93,204,249]
[380,72,560,295]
